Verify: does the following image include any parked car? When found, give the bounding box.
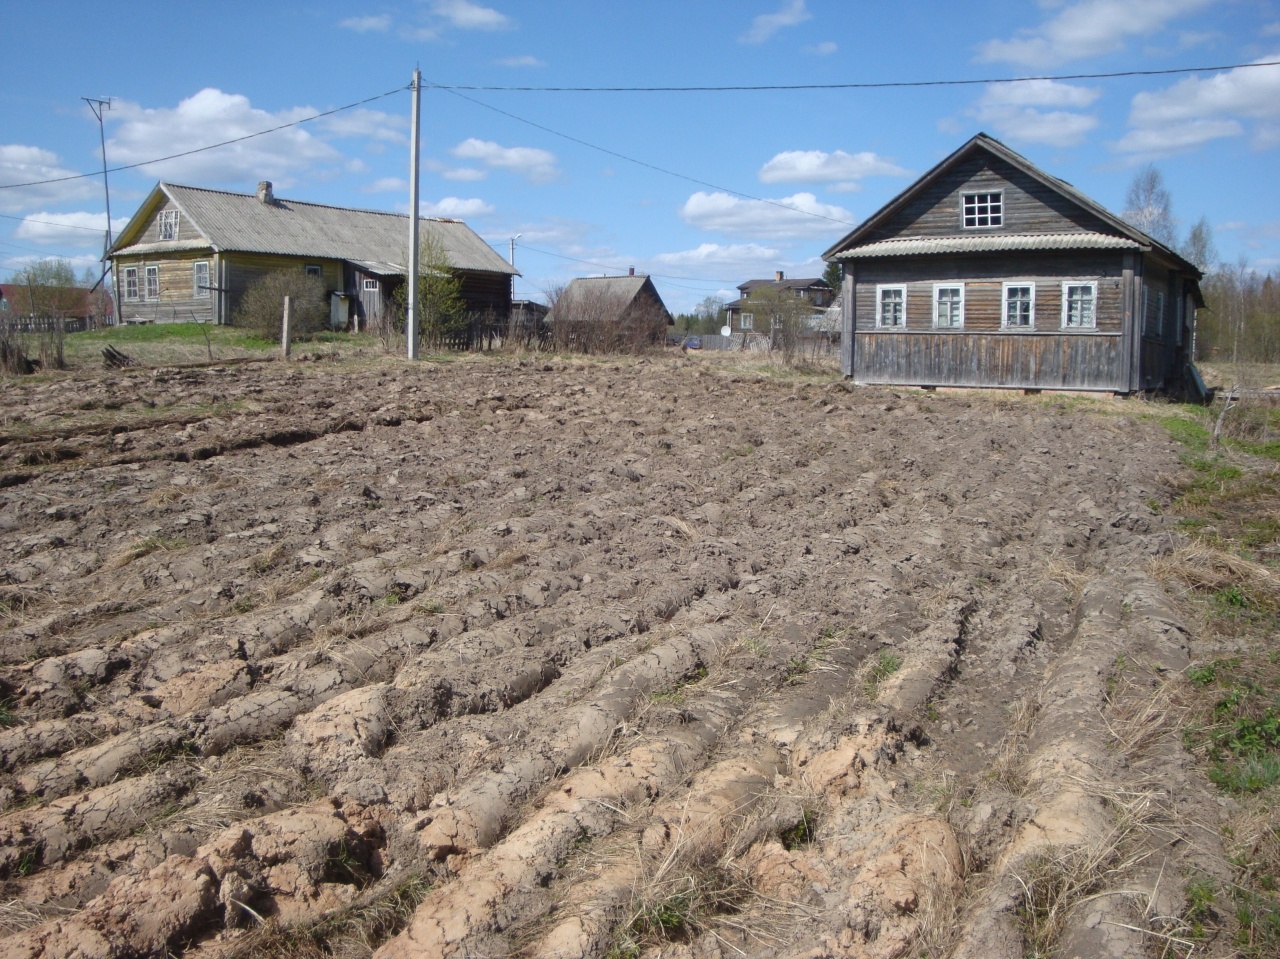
[684,336,702,349]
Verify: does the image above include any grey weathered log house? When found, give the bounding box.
[823,133,1203,393]
[108,181,516,329]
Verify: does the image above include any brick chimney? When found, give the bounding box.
[257,181,274,205]
[775,270,785,282]
[628,266,635,276]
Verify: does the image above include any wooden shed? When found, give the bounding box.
[108,181,517,329]
[823,133,1203,393]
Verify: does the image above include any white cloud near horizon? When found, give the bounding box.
[497,54,544,67]
[680,191,853,240]
[321,108,407,144]
[652,242,782,271]
[15,211,130,247]
[0,145,96,214]
[978,0,1214,67]
[451,138,558,184]
[363,176,407,193]
[431,0,511,30]
[1115,55,1280,157]
[339,15,391,33]
[970,79,1102,147]
[104,89,342,188]
[422,196,495,218]
[758,149,908,191]
[740,0,811,44]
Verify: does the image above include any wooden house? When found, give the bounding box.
[724,271,832,336]
[547,272,673,351]
[108,181,517,329]
[823,134,1203,393]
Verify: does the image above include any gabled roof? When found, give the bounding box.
[549,274,672,323]
[109,182,516,276]
[739,276,828,293]
[822,133,1200,278]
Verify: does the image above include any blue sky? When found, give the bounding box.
[2,0,1279,313]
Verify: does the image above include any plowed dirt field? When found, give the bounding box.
[0,355,1226,958]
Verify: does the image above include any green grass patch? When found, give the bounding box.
[863,650,902,698]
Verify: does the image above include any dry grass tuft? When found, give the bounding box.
[987,693,1041,795]
[101,534,188,571]
[1149,543,1279,608]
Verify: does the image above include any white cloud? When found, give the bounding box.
[451,138,558,184]
[978,0,1214,67]
[758,149,907,191]
[422,196,494,218]
[740,0,811,44]
[970,80,1101,147]
[806,41,837,56]
[0,145,96,214]
[652,242,782,270]
[432,0,511,30]
[321,108,407,144]
[442,167,487,182]
[497,54,544,67]
[1263,22,1280,36]
[339,15,391,32]
[680,191,854,240]
[15,211,130,247]
[105,89,343,187]
[1115,56,1280,157]
[363,176,407,193]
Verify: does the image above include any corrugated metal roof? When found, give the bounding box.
[550,275,670,322]
[115,183,516,275]
[836,232,1141,259]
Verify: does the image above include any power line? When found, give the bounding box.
[429,59,1280,92]
[514,241,738,290]
[0,85,408,191]
[434,83,859,230]
[0,211,109,232]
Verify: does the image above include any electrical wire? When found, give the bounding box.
[433,83,859,229]
[427,58,1280,92]
[0,85,408,191]
[0,211,110,232]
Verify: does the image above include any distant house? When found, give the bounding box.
[107,181,517,329]
[0,282,113,332]
[547,272,673,351]
[823,133,1203,393]
[724,272,833,337]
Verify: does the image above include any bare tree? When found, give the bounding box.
[1180,215,1219,274]
[1123,164,1176,246]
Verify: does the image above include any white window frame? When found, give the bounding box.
[1061,281,1097,329]
[157,210,179,240]
[144,265,160,300]
[876,284,906,328]
[1002,282,1035,330]
[962,191,1003,229]
[193,261,210,298]
[740,312,754,330]
[932,283,965,329]
[362,277,379,292]
[124,267,139,301]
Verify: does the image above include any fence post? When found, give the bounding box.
[281,295,291,359]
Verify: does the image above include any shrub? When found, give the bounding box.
[234,270,330,339]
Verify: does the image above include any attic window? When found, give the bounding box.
[157,210,179,240]
[962,192,1002,228]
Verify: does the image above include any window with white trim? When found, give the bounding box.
[157,210,179,240]
[962,191,1002,228]
[876,285,906,327]
[933,284,964,329]
[193,261,210,298]
[1003,283,1034,328]
[124,267,139,301]
[1062,282,1096,328]
[145,266,159,300]
[740,312,754,330]
[362,278,379,292]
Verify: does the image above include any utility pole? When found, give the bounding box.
[406,69,422,360]
[509,233,521,301]
[83,97,117,326]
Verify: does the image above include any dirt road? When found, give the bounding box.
[0,356,1223,957]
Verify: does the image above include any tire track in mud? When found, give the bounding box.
[0,359,1213,959]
